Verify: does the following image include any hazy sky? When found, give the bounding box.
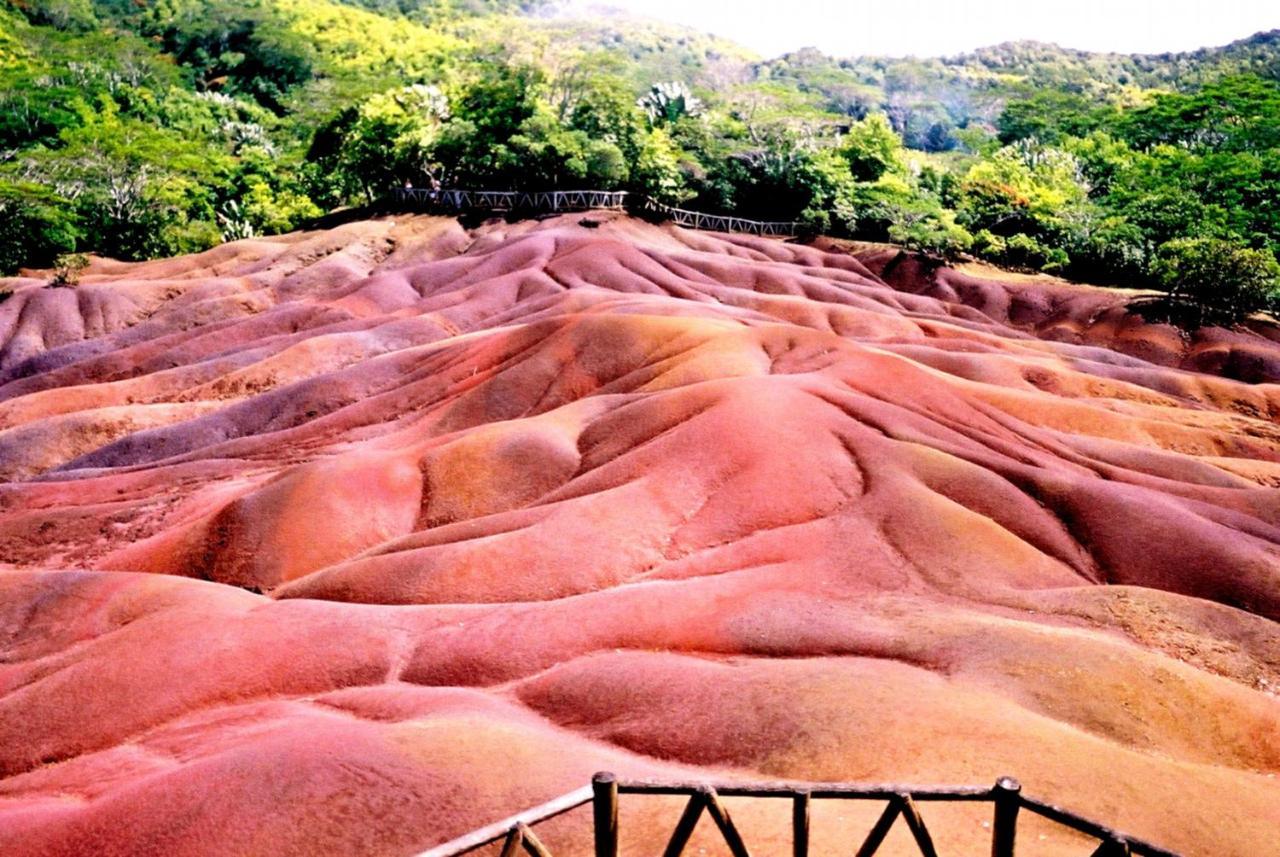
[573,0,1279,58]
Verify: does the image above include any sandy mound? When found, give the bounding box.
[0,212,1278,856]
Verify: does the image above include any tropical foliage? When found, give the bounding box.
[2,0,1279,323]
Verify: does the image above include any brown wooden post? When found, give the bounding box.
[991,777,1021,857]
[498,828,523,857]
[701,788,752,857]
[517,823,554,857]
[1089,838,1131,856]
[898,795,939,857]
[854,799,902,857]
[792,791,810,857]
[593,772,619,857]
[662,794,705,857]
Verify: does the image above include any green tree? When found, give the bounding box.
[836,112,903,182]
[432,63,543,185]
[0,180,80,273]
[19,99,229,260]
[1119,75,1280,154]
[958,140,1089,241]
[564,75,686,200]
[997,90,1118,145]
[1150,237,1280,326]
[837,172,971,257]
[145,1,314,112]
[500,105,608,189]
[308,84,450,203]
[705,127,846,226]
[6,0,96,30]
[1056,207,1149,285]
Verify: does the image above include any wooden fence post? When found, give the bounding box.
[662,794,705,857]
[854,799,902,857]
[516,823,553,857]
[498,827,522,857]
[898,795,939,857]
[792,791,810,857]
[991,777,1021,857]
[701,788,752,857]
[593,772,619,857]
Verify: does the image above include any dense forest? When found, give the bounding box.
[3,0,1279,323]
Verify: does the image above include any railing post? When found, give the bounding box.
[701,787,751,857]
[498,826,522,857]
[792,790,810,857]
[662,793,705,857]
[517,822,554,857]
[991,777,1021,857]
[593,772,619,857]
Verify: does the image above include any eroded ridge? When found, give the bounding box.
[0,212,1277,856]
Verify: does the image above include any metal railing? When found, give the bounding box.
[638,198,803,237]
[386,188,802,238]
[411,772,1182,857]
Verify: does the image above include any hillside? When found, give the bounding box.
[759,30,1280,146]
[0,212,1279,855]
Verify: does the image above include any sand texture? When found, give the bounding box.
[0,213,1278,856]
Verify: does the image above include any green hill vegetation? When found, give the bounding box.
[2,0,1279,323]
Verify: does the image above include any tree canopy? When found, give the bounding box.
[2,1,1279,325]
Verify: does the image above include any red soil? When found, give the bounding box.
[0,212,1278,856]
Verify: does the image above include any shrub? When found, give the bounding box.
[1058,210,1150,285]
[49,252,90,287]
[972,230,1065,272]
[971,229,1005,257]
[0,182,80,274]
[1151,238,1280,327]
[1005,233,1041,268]
[886,204,973,258]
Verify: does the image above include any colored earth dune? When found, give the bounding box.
[0,212,1278,856]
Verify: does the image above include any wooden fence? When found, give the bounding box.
[387,188,801,238]
[411,773,1182,857]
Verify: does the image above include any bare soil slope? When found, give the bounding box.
[0,213,1278,857]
